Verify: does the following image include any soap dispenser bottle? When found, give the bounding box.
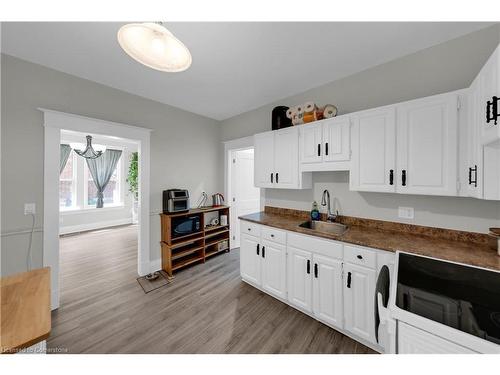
[311,201,320,221]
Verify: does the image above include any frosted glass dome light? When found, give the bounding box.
[117,22,192,72]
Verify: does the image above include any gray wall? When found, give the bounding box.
[1,54,222,276]
[220,24,500,233]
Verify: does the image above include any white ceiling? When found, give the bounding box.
[1,22,493,120]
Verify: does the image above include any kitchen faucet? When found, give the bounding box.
[321,189,338,222]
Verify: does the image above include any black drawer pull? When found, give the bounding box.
[276,173,279,183]
[325,142,329,156]
[314,263,318,278]
[270,234,274,238]
[357,255,363,260]
[247,228,251,231]
[270,173,273,183]
[317,144,321,156]
[389,169,394,185]
[347,272,352,288]
[262,246,265,258]
[256,244,260,255]
[402,169,407,186]
[306,259,311,274]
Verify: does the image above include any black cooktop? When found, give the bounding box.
[396,252,500,345]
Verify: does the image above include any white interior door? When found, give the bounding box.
[396,93,458,196]
[230,149,260,248]
[350,107,396,192]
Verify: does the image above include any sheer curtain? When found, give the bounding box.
[86,149,122,208]
[60,144,72,174]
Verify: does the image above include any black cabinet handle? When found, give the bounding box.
[357,255,363,260]
[276,173,279,183]
[317,144,321,157]
[262,246,265,258]
[247,228,251,231]
[256,244,260,255]
[270,173,273,183]
[314,263,318,278]
[347,271,352,288]
[325,142,329,156]
[402,170,407,186]
[306,259,311,274]
[469,165,477,187]
[486,96,499,125]
[389,169,394,185]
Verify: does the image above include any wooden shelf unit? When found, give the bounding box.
[160,206,230,277]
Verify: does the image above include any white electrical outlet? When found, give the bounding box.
[398,206,414,220]
[24,203,36,215]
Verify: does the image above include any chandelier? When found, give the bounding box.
[71,136,106,159]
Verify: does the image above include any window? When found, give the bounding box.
[59,152,77,210]
[59,142,125,212]
[85,158,122,208]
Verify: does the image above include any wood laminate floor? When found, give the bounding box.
[49,225,376,354]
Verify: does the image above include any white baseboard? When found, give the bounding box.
[60,218,133,235]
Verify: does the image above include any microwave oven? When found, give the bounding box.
[171,216,201,238]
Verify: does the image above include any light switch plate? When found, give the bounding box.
[398,206,414,220]
[24,203,36,215]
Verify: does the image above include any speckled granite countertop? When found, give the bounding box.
[239,209,500,272]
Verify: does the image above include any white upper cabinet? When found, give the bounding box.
[466,78,483,198]
[479,45,500,145]
[254,132,274,188]
[350,106,396,193]
[300,116,351,172]
[254,127,311,189]
[396,92,459,196]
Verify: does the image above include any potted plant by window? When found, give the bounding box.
[127,152,139,224]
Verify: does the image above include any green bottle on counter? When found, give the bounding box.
[311,201,320,221]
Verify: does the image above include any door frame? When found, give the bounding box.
[41,108,152,309]
[223,136,263,249]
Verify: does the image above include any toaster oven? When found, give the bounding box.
[163,189,190,213]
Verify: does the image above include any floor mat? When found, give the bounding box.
[137,271,171,293]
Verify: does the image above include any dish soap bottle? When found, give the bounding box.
[311,201,320,221]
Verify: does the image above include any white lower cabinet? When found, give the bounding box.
[261,240,287,300]
[312,254,344,329]
[398,322,476,354]
[287,246,313,312]
[240,233,261,286]
[343,262,376,343]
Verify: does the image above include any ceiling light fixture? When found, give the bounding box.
[117,22,192,72]
[71,136,106,159]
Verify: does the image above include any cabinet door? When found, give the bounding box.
[466,79,483,198]
[343,262,376,344]
[479,46,499,143]
[261,240,287,300]
[398,322,476,354]
[240,233,261,286]
[397,93,458,196]
[274,127,299,188]
[254,132,274,188]
[350,107,396,192]
[287,246,313,313]
[299,122,323,164]
[312,254,343,329]
[322,117,350,162]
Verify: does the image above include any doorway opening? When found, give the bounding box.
[227,147,261,249]
[42,109,151,310]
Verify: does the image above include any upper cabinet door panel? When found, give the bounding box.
[299,123,323,164]
[350,107,396,192]
[254,132,274,188]
[274,127,299,188]
[323,117,351,162]
[396,93,458,196]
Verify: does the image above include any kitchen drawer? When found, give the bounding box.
[288,232,343,259]
[261,226,286,244]
[343,244,376,269]
[240,221,261,237]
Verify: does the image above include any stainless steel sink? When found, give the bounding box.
[299,220,348,236]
